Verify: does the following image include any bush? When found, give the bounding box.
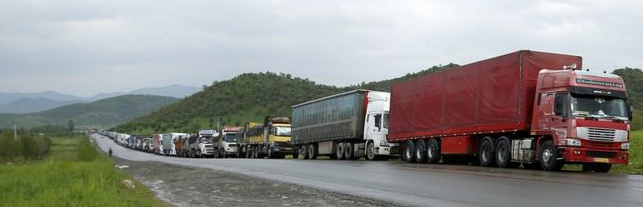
[19,136,39,160]
[0,133,18,161]
[77,138,97,162]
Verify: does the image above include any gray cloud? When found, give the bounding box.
[0,0,641,96]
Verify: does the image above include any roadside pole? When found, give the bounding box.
[14,123,17,141]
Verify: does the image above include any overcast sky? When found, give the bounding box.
[0,0,641,96]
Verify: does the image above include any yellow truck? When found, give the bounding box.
[236,116,298,159]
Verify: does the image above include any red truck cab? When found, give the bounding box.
[531,68,631,171]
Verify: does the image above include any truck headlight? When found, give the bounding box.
[566,138,581,147]
[615,131,628,142]
[621,143,630,150]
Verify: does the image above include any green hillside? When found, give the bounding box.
[613,67,643,130]
[0,95,178,128]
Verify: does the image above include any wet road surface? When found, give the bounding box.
[94,135,643,207]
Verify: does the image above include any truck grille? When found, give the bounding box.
[587,128,616,142]
[587,151,616,158]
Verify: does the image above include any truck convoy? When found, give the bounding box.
[101,50,631,173]
[237,116,296,159]
[213,126,241,158]
[291,90,397,160]
[388,50,631,172]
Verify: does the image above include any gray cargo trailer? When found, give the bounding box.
[292,90,396,160]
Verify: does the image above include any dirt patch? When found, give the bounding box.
[114,158,403,207]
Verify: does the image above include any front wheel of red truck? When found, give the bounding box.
[540,140,564,171]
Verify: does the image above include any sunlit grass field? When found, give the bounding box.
[0,136,170,207]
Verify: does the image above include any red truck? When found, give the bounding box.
[388,50,631,172]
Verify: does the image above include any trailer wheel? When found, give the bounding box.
[308,144,317,160]
[245,146,251,159]
[495,137,516,168]
[427,138,441,164]
[415,140,428,163]
[253,146,260,159]
[540,140,564,171]
[344,143,355,160]
[299,145,308,159]
[292,148,299,159]
[404,140,416,163]
[336,142,345,160]
[479,138,495,167]
[582,163,612,173]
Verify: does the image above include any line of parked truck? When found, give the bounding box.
[99,50,633,173]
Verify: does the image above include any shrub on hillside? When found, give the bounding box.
[77,138,97,162]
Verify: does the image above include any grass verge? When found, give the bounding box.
[0,136,171,207]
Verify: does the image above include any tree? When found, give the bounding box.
[67,120,75,132]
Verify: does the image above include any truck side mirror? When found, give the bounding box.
[554,94,568,119]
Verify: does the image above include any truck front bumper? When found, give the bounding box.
[562,147,628,165]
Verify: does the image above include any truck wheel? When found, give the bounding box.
[268,149,273,159]
[253,146,259,158]
[245,146,251,159]
[404,140,416,163]
[540,140,564,171]
[427,138,441,164]
[366,141,377,161]
[582,163,612,173]
[344,142,355,160]
[336,142,345,160]
[308,144,317,160]
[479,138,495,167]
[495,137,516,168]
[196,150,202,158]
[299,145,308,159]
[415,140,428,163]
[221,150,226,158]
[214,149,219,158]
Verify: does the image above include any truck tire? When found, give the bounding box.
[344,142,355,160]
[253,146,259,159]
[495,137,516,168]
[540,140,564,171]
[245,146,251,159]
[299,145,308,159]
[479,137,495,167]
[336,142,345,160]
[404,140,416,163]
[427,138,441,164]
[196,150,202,158]
[308,144,317,160]
[292,148,299,159]
[366,141,377,161]
[415,140,428,163]
[582,163,612,173]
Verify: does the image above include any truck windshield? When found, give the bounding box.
[274,126,291,136]
[200,137,212,143]
[571,94,628,120]
[224,133,237,142]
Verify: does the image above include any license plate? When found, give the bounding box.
[594,158,609,163]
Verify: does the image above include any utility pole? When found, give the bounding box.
[14,123,17,141]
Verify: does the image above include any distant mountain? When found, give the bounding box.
[130,84,200,98]
[0,84,199,114]
[0,98,85,114]
[0,95,179,128]
[0,91,82,106]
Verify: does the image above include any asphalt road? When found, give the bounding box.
[94,134,643,207]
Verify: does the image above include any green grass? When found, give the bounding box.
[0,137,171,207]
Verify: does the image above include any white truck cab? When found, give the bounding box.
[363,91,395,159]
